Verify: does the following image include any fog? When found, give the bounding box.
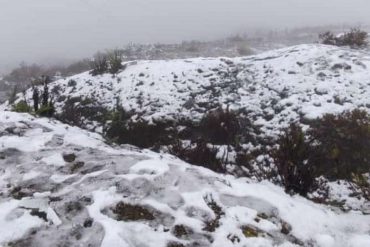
[0,0,369,73]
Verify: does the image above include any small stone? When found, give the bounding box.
[63,153,76,163]
[281,221,292,235]
[83,218,93,228]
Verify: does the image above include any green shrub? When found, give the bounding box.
[272,124,316,196]
[12,100,31,113]
[108,49,124,74]
[308,109,370,180]
[90,52,108,76]
[319,28,368,48]
[36,103,55,117]
[273,110,370,196]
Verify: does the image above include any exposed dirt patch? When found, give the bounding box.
[112,202,155,221]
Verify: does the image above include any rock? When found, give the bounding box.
[242,225,264,238]
[281,221,292,235]
[63,153,76,163]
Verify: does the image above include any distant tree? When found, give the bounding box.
[32,86,39,111]
[340,28,368,48]
[90,52,108,76]
[319,31,337,46]
[237,44,253,56]
[3,63,43,83]
[62,59,90,76]
[319,28,368,48]
[7,85,18,105]
[42,79,49,107]
[108,49,124,74]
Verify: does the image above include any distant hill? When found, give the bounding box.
[13,44,370,138]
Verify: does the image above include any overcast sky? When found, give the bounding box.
[0,0,369,73]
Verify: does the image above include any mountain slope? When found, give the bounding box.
[13,44,370,138]
[0,111,369,247]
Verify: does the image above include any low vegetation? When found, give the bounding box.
[90,49,124,76]
[319,28,368,48]
[11,76,55,117]
[12,100,31,113]
[112,202,155,221]
[9,79,370,201]
[272,124,316,196]
[308,109,370,180]
[273,110,370,196]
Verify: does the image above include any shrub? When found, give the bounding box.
[308,109,370,180]
[272,124,316,196]
[67,79,77,87]
[199,108,242,146]
[104,116,174,149]
[339,28,368,48]
[319,31,337,46]
[103,107,131,142]
[90,52,108,76]
[36,103,55,117]
[170,139,225,173]
[108,49,124,74]
[57,97,109,127]
[12,100,31,113]
[319,28,368,48]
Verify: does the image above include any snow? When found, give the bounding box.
[40,153,65,167]
[9,44,370,142]
[22,171,42,181]
[2,44,370,246]
[0,111,369,246]
[0,200,44,243]
[129,159,169,176]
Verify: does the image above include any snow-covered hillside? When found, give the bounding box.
[14,44,370,137]
[0,111,369,247]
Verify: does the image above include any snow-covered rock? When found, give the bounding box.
[0,111,369,247]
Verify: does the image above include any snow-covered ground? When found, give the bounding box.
[0,111,369,247]
[10,44,370,138]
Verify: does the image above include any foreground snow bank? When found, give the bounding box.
[0,111,369,247]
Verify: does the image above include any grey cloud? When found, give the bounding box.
[0,0,369,72]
